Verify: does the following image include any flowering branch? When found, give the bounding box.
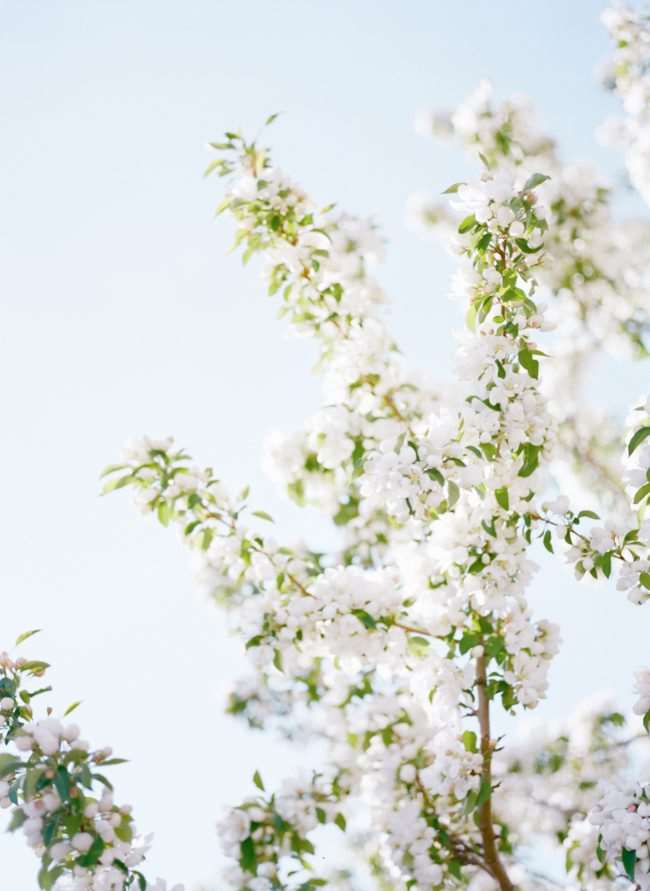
[0,637,181,891]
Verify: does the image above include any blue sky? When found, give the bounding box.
[1,1,645,886]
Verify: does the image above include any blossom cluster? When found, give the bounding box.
[0,638,181,891]
[415,77,650,516]
[586,781,650,888]
[217,769,348,891]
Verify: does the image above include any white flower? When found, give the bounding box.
[72,832,94,852]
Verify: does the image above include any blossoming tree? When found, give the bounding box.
[2,6,650,890]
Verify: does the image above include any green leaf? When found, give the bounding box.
[463,789,478,814]
[448,858,463,880]
[252,510,274,523]
[7,809,27,832]
[101,474,134,495]
[54,765,70,802]
[514,237,543,254]
[577,510,600,521]
[482,518,497,538]
[240,837,257,874]
[597,551,612,579]
[640,572,650,591]
[265,112,281,127]
[485,636,505,659]
[462,730,478,753]
[494,487,509,511]
[517,348,539,380]
[480,443,497,461]
[542,529,554,553]
[333,497,359,526]
[458,214,477,234]
[476,779,492,808]
[518,443,541,478]
[467,556,486,575]
[334,812,347,831]
[523,172,550,190]
[77,834,105,867]
[100,463,127,478]
[91,772,113,790]
[157,500,172,526]
[23,767,43,801]
[15,629,41,647]
[204,157,225,178]
[634,482,650,504]
[19,660,50,676]
[253,770,265,792]
[114,817,134,843]
[628,426,650,455]
[459,632,480,655]
[407,636,430,658]
[426,467,444,486]
[351,609,377,631]
[622,847,637,881]
[38,865,64,891]
[64,700,82,717]
[442,182,465,194]
[0,755,22,779]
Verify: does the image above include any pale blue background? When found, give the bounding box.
[1,1,646,886]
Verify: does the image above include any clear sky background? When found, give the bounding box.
[1,0,648,886]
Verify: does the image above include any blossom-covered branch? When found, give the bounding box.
[0,636,181,891]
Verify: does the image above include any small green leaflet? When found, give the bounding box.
[622,847,637,881]
[252,510,274,523]
[628,426,650,455]
[240,837,257,874]
[351,609,377,630]
[461,730,477,753]
[518,443,541,478]
[523,172,550,190]
[253,770,265,792]
[0,754,22,778]
[458,214,476,234]
[476,779,492,808]
[517,347,539,380]
[15,629,41,647]
[634,482,650,504]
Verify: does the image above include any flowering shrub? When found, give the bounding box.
[4,6,650,890]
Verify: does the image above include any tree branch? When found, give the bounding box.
[476,655,514,891]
